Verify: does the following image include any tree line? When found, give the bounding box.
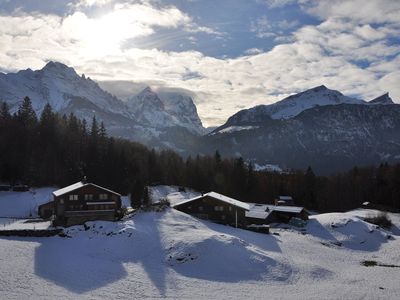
[0,97,399,212]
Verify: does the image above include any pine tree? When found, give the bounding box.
[142,186,150,207]
[17,96,37,128]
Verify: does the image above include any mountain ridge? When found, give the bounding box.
[0,61,206,149]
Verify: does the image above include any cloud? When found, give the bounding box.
[74,0,113,7]
[250,15,299,38]
[303,0,400,24]
[262,0,297,8]
[0,0,399,126]
[244,48,263,55]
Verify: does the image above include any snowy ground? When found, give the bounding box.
[0,202,399,299]
[1,189,399,299]
[148,185,201,206]
[0,188,55,218]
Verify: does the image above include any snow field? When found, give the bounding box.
[0,188,399,299]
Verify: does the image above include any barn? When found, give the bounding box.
[172,192,250,228]
[52,180,122,226]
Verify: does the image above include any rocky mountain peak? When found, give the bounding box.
[369,92,394,105]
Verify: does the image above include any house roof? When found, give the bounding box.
[279,196,293,201]
[53,181,121,197]
[245,203,305,219]
[245,210,271,219]
[273,205,304,213]
[172,191,250,210]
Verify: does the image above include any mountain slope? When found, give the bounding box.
[205,103,400,174]
[369,92,394,105]
[0,62,127,116]
[126,87,206,135]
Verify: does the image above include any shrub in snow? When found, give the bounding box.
[364,212,392,229]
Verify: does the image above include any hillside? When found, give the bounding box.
[205,103,400,174]
[0,189,399,299]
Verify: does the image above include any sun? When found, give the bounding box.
[62,8,153,58]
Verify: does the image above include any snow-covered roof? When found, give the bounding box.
[86,201,116,205]
[273,206,304,213]
[172,192,250,210]
[53,182,121,197]
[245,210,271,219]
[245,203,305,219]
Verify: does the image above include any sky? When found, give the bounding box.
[0,0,399,126]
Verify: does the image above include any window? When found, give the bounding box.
[59,199,64,204]
[214,206,224,212]
[198,206,203,212]
[69,194,78,201]
[229,206,232,212]
[84,194,93,201]
[99,193,108,200]
[221,215,226,220]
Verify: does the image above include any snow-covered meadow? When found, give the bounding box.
[0,188,399,299]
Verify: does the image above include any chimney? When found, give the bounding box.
[82,176,87,184]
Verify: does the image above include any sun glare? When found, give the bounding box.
[62,7,157,57]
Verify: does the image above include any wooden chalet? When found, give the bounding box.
[172,192,250,228]
[52,180,122,226]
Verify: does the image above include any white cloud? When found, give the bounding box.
[263,0,297,8]
[250,15,299,39]
[303,0,400,24]
[244,48,263,55]
[0,0,399,126]
[75,0,113,7]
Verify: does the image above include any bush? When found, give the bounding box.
[364,212,392,229]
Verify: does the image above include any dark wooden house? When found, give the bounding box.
[172,192,250,228]
[52,181,122,226]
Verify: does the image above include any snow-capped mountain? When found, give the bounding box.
[0,61,126,116]
[0,62,206,150]
[204,86,400,174]
[127,87,206,135]
[224,85,365,126]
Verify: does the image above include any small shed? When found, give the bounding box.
[172,191,250,228]
[38,201,54,219]
[0,184,11,191]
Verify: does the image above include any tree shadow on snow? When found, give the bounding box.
[1,215,169,296]
[33,236,128,294]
